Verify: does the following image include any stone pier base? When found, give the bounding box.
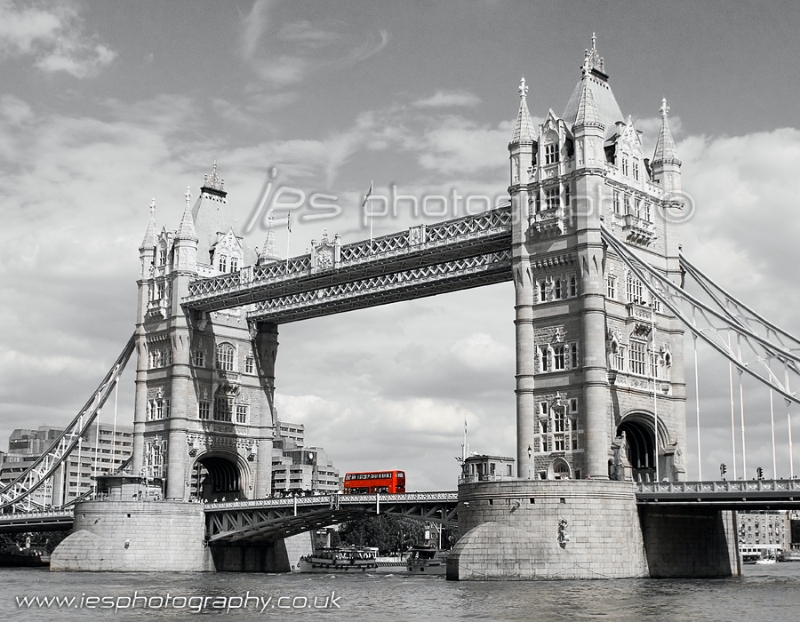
[447,480,649,580]
[51,501,214,572]
[639,506,740,577]
[210,532,313,572]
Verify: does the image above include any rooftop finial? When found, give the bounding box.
[582,32,605,75]
[660,98,670,119]
[519,77,528,99]
[185,186,192,207]
[150,197,156,214]
[202,160,225,191]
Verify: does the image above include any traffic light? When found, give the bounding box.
[720,463,727,479]
[757,467,764,480]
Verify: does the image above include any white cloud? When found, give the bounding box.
[238,0,388,88]
[0,1,115,78]
[413,90,482,109]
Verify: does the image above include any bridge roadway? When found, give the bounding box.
[205,492,459,543]
[4,480,800,539]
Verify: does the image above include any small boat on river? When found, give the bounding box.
[297,546,379,573]
[406,546,448,575]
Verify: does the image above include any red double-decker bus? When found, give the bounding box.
[343,470,405,494]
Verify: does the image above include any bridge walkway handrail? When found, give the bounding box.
[204,491,459,512]
[184,206,511,304]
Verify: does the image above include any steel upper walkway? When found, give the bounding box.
[182,206,513,323]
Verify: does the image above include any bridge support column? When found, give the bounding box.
[253,322,279,498]
[448,480,648,580]
[166,326,192,500]
[639,506,740,577]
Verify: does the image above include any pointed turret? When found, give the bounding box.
[573,78,602,130]
[511,77,535,144]
[140,198,157,250]
[176,186,198,242]
[257,210,280,265]
[174,187,198,273]
[652,98,680,166]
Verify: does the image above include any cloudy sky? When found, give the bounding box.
[2,0,800,490]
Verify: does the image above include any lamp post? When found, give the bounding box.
[527,445,532,480]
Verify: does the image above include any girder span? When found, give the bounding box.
[0,335,135,512]
[205,493,458,543]
[601,226,800,405]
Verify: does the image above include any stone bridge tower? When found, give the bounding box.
[132,164,276,501]
[510,36,686,483]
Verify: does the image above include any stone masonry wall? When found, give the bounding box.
[50,501,214,572]
[448,480,649,580]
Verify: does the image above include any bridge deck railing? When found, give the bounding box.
[204,491,459,512]
[184,206,511,302]
[637,479,800,495]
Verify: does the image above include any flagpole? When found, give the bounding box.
[364,180,374,253]
[285,211,292,271]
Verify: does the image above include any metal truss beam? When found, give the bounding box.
[247,251,511,324]
[205,493,459,543]
[637,479,800,509]
[183,207,512,313]
[602,226,800,405]
[0,335,135,512]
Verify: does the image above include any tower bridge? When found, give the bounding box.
[3,35,800,578]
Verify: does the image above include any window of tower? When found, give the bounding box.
[546,186,559,210]
[245,356,255,374]
[553,345,566,371]
[643,202,652,222]
[539,281,547,303]
[216,343,236,372]
[569,276,577,297]
[545,142,559,165]
[629,341,647,376]
[158,245,167,266]
[554,279,563,299]
[607,276,617,300]
[624,193,631,215]
[633,160,640,181]
[539,346,551,372]
[570,342,579,368]
[564,184,571,208]
[626,272,645,305]
[236,404,248,424]
[230,257,239,272]
[622,157,629,176]
[198,401,210,420]
[613,190,622,214]
[192,350,205,367]
[218,255,228,272]
[214,397,232,422]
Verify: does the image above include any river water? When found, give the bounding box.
[3,563,800,621]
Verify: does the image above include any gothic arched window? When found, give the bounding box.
[216,343,236,372]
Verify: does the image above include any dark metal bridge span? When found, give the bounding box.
[204,492,459,543]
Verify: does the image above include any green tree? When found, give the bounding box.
[337,515,427,555]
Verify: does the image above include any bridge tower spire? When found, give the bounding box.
[506,34,687,483]
[132,163,275,503]
[509,77,537,478]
